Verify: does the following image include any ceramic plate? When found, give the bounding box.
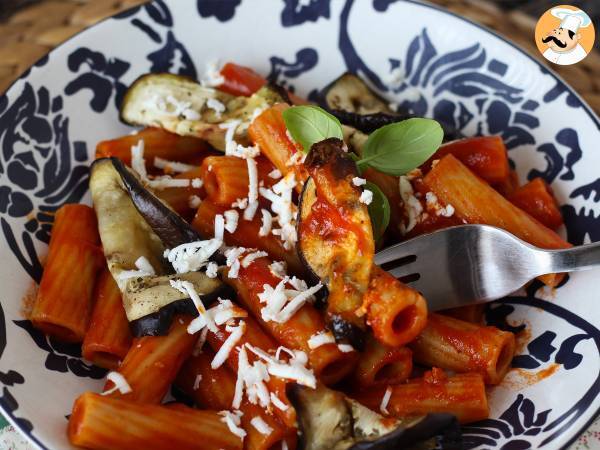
[0,0,598,448]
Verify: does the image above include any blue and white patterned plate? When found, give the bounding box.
[0,1,598,449]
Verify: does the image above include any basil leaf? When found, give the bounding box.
[359,118,443,176]
[365,181,390,240]
[282,105,344,153]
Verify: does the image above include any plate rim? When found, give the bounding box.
[0,0,598,449]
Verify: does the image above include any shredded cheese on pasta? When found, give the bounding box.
[211,321,246,369]
[250,417,273,436]
[380,386,393,415]
[164,239,222,273]
[153,157,196,173]
[102,372,132,395]
[218,410,246,440]
[307,331,336,349]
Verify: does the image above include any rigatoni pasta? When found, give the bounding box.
[31,204,103,343]
[82,268,132,370]
[410,313,515,385]
[68,393,243,450]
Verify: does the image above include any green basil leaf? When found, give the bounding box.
[364,181,390,241]
[282,105,344,153]
[359,118,443,176]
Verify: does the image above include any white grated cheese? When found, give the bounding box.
[231,197,248,209]
[270,393,289,411]
[307,331,336,349]
[102,372,132,395]
[259,209,272,237]
[269,261,287,279]
[243,200,259,221]
[425,191,455,218]
[352,177,367,187]
[241,251,268,268]
[259,172,297,249]
[244,158,259,221]
[380,386,393,415]
[193,374,202,390]
[191,178,203,188]
[285,151,305,167]
[153,157,196,173]
[211,298,247,326]
[250,417,273,436]
[215,213,225,241]
[130,139,147,180]
[205,261,219,278]
[439,204,455,217]
[247,345,316,388]
[224,246,247,279]
[268,169,282,179]
[164,239,222,273]
[359,189,373,205]
[282,441,289,450]
[211,321,246,369]
[234,345,271,409]
[220,120,242,154]
[147,176,191,190]
[192,327,208,356]
[116,256,156,281]
[189,195,202,209]
[206,97,226,117]
[170,279,217,334]
[250,106,267,123]
[398,176,423,235]
[200,60,225,87]
[224,210,239,234]
[258,275,322,324]
[218,410,246,440]
[338,344,354,353]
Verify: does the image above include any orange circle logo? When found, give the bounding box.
[535,5,595,66]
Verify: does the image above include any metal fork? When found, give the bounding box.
[374,224,600,311]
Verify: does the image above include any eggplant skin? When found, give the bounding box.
[329,108,463,142]
[321,73,394,115]
[330,315,365,351]
[305,138,357,180]
[298,139,373,348]
[288,383,462,450]
[112,158,203,245]
[130,284,234,337]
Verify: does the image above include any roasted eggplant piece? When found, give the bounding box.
[120,73,287,150]
[111,158,212,251]
[90,158,167,290]
[322,73,395,115]
[297,139,374,348]
[127,272,231,336]
[91,159,226,335]
[288,383,462,450]
[322,72,462,142]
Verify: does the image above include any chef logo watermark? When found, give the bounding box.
[535,5,595,66]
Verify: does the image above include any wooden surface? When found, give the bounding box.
[0,0,598,108]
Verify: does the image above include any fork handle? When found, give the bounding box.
[539,241,600,274]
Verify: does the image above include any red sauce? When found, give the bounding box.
[300,196,369,255]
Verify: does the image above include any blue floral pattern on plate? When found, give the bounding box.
[0,0,599,448]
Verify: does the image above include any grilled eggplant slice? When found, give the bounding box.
[322,73,394,115]
[297,139,374,348]
[90,158,167,290]
[91,159,227,334]
[127,271,230,336]
[322,73,462,142]
[111,158,210,250]
[120,73,287,150]
[288,384,462,450]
